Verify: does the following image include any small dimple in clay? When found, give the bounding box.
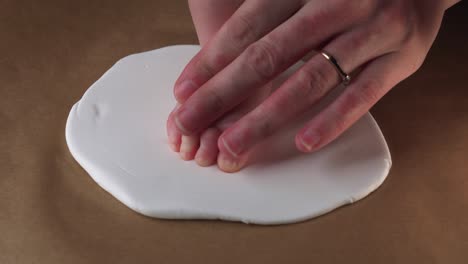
[92,104,100,117]
[66,45,391,225]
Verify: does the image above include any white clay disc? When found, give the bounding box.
[66,45,391,225]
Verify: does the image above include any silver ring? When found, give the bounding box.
[320,51,351,85]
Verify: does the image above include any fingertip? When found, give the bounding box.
[174,79,198,103]
[218,135,239,158]
[179,135,199,161]
[195,153,216,167]
[169,142,180,152]
[217,153,241,173]
[217,151,249,173]
[180,152,195,161]
[195,156,211,167]
[295,134,312,153]
[167,106,182,152]
[167,129,181,152]
[174,112,192,135]
[195,128,221,167]
[295,128,321,153]
[180,150,196,161]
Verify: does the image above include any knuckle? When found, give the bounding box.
[206,51,230,70]
[325,107,348,136]
[196,57,217,78]
[256,118,274,139]
[244,39,280,79]
[348,29,374,52]
[336,93,359,117]
[348,0,378,20]
[379,3,413,42]
[338,0,367,17]
[335,79,381,117]
[359,78,382,104]
[302,0,372,29]
[228,12,257,46]
[333,110,348,132]
[204,89,226,114]
[292,62,333,104]
[295,13,323,37]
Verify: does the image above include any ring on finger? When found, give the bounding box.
[320,50,351,85]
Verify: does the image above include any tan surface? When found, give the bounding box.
[2,0,468,263]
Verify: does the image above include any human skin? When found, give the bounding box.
[167,0,461,172]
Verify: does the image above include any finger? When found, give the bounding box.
[296,52,419,152]
[217,150,249,173]
[174,0,302,102]
[195,80,272,167]
[188,0,244,45]
[166,104,182,152]
[175,1,368,135]
[179,135,200,160]
[195,128,221,167]
[219,14,408,157]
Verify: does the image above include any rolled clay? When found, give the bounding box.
[66,45,391,225]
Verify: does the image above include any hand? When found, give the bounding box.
[168,0,459,172]
[167,0,273,169]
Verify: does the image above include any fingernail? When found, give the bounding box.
[218,153,242,173]
[167,124,179,147]
[175,108,191,134]
[180,152,192,160]
[221,138,239,158]
[299,130,321,152]
[167,133,177,147]
[195,152,211,167]
[168,142,179,152]
[175,80,197,100]
[179,136,198,160]
[180,139,192,160]
[167,104,181,143]
[179,147,192,160]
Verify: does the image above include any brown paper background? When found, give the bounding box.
[1,0,468,263]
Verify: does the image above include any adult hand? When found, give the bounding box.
[168,0,459,172]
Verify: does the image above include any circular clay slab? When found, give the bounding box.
[66,45,391,225]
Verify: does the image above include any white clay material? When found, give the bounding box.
[66,45,391,225]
